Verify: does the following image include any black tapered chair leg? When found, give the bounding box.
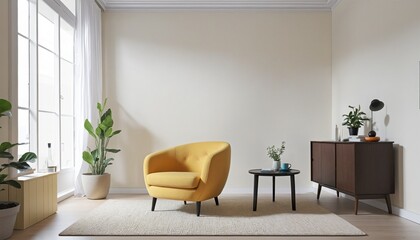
[196,201,201,216]
[184,201,187,205]
[151,197,157,211]
[214,197,219,206]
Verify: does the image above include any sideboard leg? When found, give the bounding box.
[354,197,359,215]
[385,195,393,214]
[317,184,322,199]
[336,191,339,198]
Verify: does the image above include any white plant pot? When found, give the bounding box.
[0,202,20,240]
[82,173,111,200]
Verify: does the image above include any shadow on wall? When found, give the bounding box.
[392,144,404,209]
[109,103,154,188]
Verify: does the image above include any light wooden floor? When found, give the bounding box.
[9,192,420,240]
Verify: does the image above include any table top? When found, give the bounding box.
[248,169,300,176]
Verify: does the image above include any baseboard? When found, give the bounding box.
[109,187,148,194]
[58,189,74,202]
[318,188,420,225]
[361,198,420,225]
[393,207,420,224]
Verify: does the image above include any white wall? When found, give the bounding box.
[0,1,9,142]
[0,0,9,200]
[102,10,332,193]
[332,0,420,214]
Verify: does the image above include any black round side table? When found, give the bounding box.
[248,169,300,211]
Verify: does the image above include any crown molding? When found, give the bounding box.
[95,0,106,11]
[97,0,340,10]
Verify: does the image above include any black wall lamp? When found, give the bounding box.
[368,99,384,137]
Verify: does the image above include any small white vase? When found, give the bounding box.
[271,161,280,170]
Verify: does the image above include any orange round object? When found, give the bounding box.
[364,136,380,142]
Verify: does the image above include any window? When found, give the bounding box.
[17,0,75,173]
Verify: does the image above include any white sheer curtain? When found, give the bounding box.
[74,0,102,196]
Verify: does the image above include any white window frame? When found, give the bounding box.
[10,0,76,184]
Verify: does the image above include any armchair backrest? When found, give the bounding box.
[144,141,230,177]
[173,142,229,174]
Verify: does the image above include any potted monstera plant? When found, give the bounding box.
[81,99,121,199]
[0,99,37,240]
[342,105,369,136]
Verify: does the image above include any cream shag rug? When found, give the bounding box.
[60,195,365,236]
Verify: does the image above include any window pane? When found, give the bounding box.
[38,0,57,52]
[17,109,30,156]
[38,47,59,112]
[61,116,74,169]
[61,60,74,116]
[18,0,29,37]
[38,112,60,171]
[18,0,76,175]
[60,18,74,63]
[18,36,29,108]
[61,0,75,16]
[18,109,36,169]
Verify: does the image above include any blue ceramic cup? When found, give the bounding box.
[281,162,291,171]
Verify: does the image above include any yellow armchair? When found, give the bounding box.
[143,141,231,216]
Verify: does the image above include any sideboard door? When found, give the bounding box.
[311,142,336,188]
[336,143,356,194]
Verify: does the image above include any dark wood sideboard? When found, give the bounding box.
[310,141,395,214]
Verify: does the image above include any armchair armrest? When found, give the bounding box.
[200,144,231,183]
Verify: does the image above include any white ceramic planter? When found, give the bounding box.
[0,202,20,240]
[82,173,111,200]
[271,161,280,171]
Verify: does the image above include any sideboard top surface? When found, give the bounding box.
[311,141,394,144]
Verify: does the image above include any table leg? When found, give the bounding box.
[290,174,296,211]
[272,176,275,202]
[253,175,259,211]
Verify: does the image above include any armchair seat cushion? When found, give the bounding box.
[147,172,200,189]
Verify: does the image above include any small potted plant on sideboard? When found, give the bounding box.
[342,105,369,136]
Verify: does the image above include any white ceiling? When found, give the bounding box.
[96,0,341,10]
